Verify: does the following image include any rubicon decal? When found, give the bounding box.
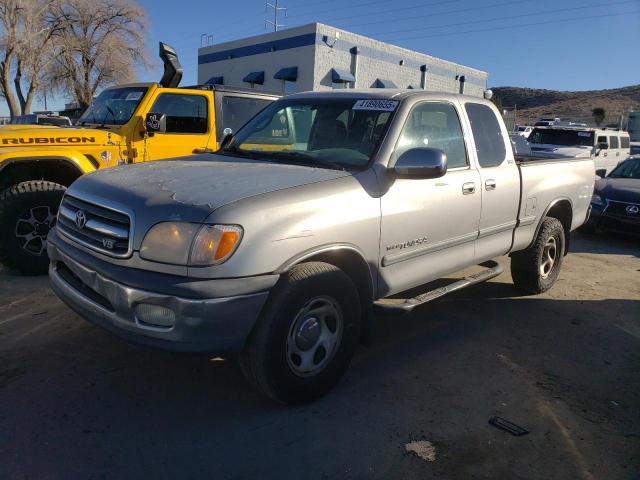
[2,136,96,145]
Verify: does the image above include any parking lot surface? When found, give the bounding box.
[1,232,638,479]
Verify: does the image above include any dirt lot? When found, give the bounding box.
[0,232,638,480]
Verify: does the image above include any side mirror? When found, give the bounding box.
[597,142,608,150]
[145,112,166,134]
[220,127,233,149]
[595,169,607,178]
[393,147,447,179]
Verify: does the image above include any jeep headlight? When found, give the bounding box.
[140,222,243,266]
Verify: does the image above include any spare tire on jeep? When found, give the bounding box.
[0,180,65,275]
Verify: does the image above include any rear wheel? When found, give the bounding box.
[239,262,361,404]
[0,181,66,275]
[511,217,565,295]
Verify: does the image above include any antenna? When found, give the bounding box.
[265,0,286,32]
[200,34,213,47]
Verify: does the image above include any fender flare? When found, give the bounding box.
[0,154,97,177]
[529,196,573,253]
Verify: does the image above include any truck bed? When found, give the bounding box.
[512,155,595,252]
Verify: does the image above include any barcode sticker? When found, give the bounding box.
[125,92,143,101]
[353,99,399,111]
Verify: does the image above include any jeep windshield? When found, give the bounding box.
[528,128,594,147]
[222,98,398,169]
[78,86,148,126]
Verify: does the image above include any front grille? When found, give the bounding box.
[57,194,131,257]
[605,200,640,221]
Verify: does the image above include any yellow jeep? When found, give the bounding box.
[0,43,279,274]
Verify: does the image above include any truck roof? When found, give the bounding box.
[285,89,493,104]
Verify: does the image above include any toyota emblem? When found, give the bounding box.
[75,210,87,229]
[626,205,639,215]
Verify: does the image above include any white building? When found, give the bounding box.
[198,23,488,97]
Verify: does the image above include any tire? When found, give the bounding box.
[511,217,565,295]
[239,262,361,404]
[0,181,66,275]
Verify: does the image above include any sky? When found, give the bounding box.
[11,0,640,115]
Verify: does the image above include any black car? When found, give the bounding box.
[585,157,640,235]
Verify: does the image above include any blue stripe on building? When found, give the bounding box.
[198,33,317,65]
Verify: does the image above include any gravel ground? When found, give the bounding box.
[0,232,638,480]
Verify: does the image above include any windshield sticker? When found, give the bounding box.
[125,91,143,101]
[577,132,591,137]
[353,99,399,111]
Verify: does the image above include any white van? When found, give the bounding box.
[528,126,631,174]
[515,125,533,138]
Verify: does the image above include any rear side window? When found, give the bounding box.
[621,136,630,148]
[395,102,468,168]
[150,93,208,134]
[465,103,506,167]
[219,96,272,138]
[609,136,619,149]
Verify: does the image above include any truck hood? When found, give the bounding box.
[595,177,640,203]
[68,154,352,249]
[0,126,121,149]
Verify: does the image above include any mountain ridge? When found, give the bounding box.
[492,85,640,126]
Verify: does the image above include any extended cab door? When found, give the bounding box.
[141,91,214,160]
[378,101,481,296]
[462,101,520,262]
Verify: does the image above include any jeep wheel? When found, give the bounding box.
[511,217,565,295]
[0,181,66,275]
[239,262,361,404]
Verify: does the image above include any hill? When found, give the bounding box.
[492,85,640,127]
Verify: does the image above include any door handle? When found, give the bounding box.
[485,179,496,191]
[603,152,608,157]
[462,182,476,195]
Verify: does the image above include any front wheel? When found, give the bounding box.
[510,217,565,295]
[239,262,361,404]
[0,181,66,275]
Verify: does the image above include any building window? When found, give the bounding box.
[283,80,297,95]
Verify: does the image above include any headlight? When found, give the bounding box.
[140,222,243,266]
[590,194,604,206]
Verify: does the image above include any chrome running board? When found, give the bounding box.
[374,260,503,314]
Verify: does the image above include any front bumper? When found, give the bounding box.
[587,202,640,235]
[47,230,278,354]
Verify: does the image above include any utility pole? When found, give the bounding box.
[265,0,286,32]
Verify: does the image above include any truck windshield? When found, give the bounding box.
[223,98,397,169]
[78,86,148,126]
[528,128,594,147]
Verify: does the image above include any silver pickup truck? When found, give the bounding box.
[47,90,594,404]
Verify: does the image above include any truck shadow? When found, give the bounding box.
[571,231,639,258]
[2,279,639,479]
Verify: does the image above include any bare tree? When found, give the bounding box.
[0,0,61,117]
[49,0,150,110]
[14,1,61,114]
[0,0,23,117]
